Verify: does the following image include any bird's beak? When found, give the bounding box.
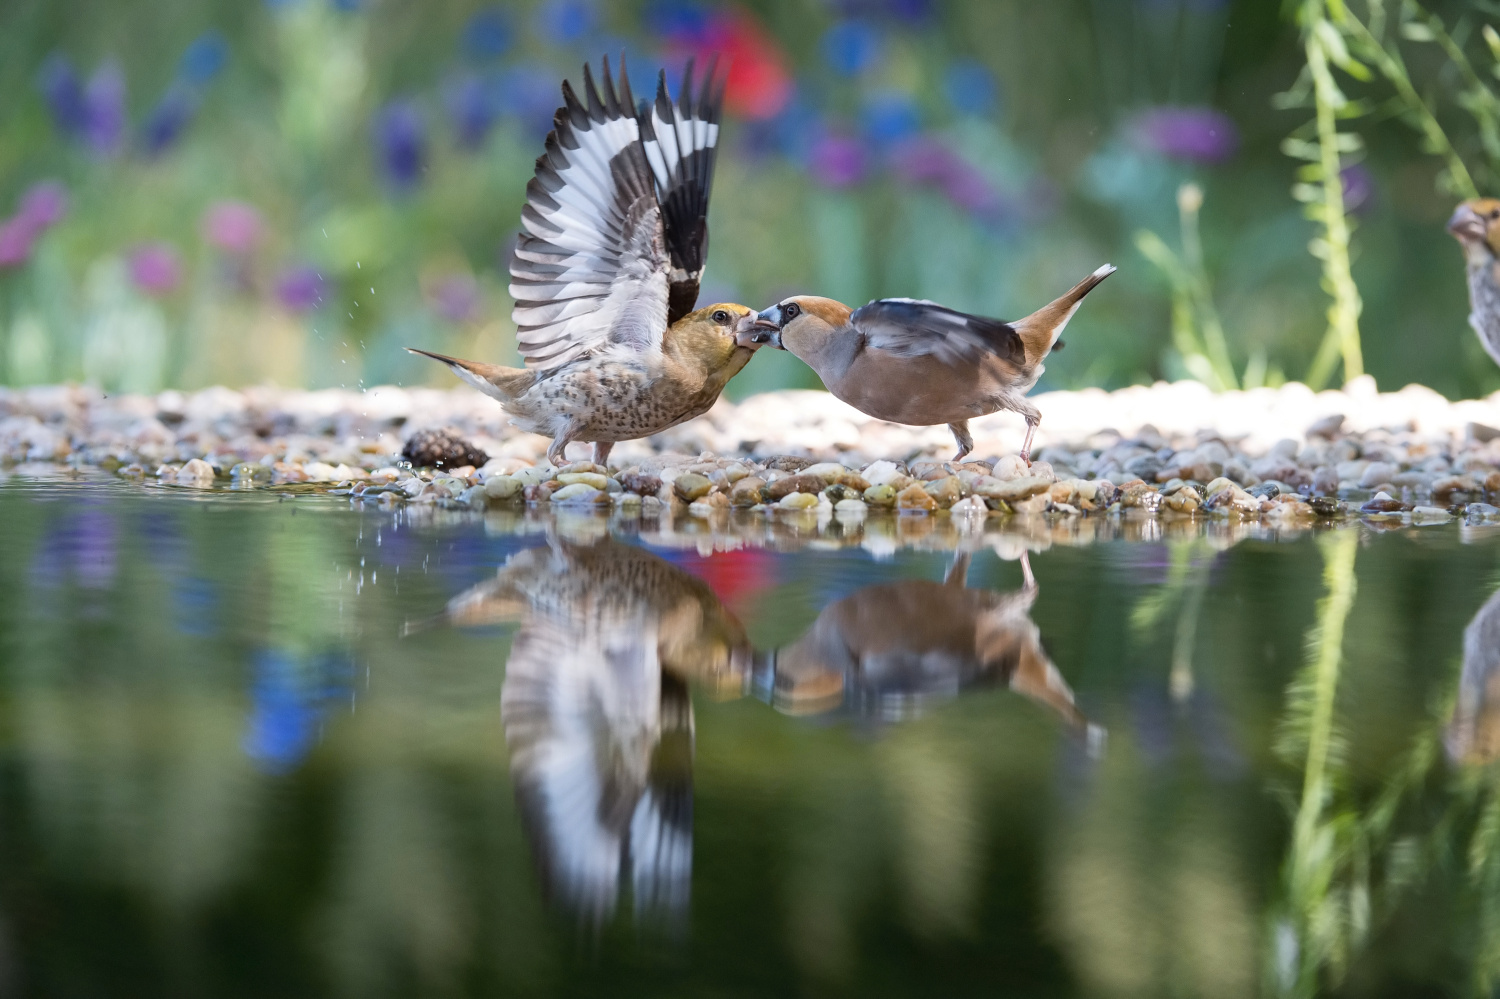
[1449,203,1487,243]
[735,309,783,349]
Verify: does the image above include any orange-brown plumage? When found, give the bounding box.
[1449,199,1500,368]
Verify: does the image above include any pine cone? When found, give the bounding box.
[401,429,488,470]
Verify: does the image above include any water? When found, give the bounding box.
[1,474,1499,997]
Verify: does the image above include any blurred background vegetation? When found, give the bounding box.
[2,0,1499,401]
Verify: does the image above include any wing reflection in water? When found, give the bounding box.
[762,552,1100,742]
[1445,589,1500,765]
[433,537,751,929]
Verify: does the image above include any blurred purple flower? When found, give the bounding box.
[888,0,934,22]
[141,85,199,156]
[535,0,596,44]
[276,266,325,311]
[945,59,998,117]
[179,31,228,85]
[243,650,319,773]
[0,219,33,269]
[201,201,263,254]
[128,242,183,296]
[1340,162,1374,214]
[38,54,90,137]
[445,73,495,149]
[646,0,710,37]
[821,20,882,76]
[374,100,427,190]
[890,136,1007,218]
[83,61,127,155]
[463,7,512,60]
[1132,106,1238,163]
[19,181,68,230]
[862,90,922,148]
[809,134,868,188]
[428,272,479,322]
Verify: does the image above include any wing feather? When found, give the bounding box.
[851,298,1028,367]
[508,56,670,368]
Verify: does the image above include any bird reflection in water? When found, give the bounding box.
[1445,589,1500,765]
[761,551,1100,745]
[426,538,1096,927]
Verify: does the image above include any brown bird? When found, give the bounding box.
[408,56,765,467]
[739,265,1115,462]
[1447,199,1500,368]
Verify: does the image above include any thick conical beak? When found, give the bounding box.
[735,310,782,349]
[1449,203,1487,243]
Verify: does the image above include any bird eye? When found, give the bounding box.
[1490,208,1499,220]
[712,310,730,324]
[783,302,801,320]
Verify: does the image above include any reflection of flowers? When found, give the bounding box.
[374,100,427,190]
[1132,106,1238,163]
[201,201,263,254]
[127,242,183,296]
[242,649,353,774]
[276,266,326,312]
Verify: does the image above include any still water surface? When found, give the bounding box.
[2,476,1499,997]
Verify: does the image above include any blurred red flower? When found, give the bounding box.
[663,8,791,120]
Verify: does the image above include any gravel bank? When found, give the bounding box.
[5,377,1500,530]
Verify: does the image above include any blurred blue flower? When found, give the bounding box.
[331,0,362,11]
[1132,106,1238,163]
[861,90,921,148]
[646,0,710,38]
[888,0,935,23]
[38,54,89,138]
[141,85,199,156]
[535,0,595,44]
[741,91,819,161]
[463,7,512,60]
[83,61,126,155]
[242,650,318,772]
[374,100,427,190]
[821,20,882,77]
[179,30,228,86]
[276,266,325,311]
[498,63,562,138]
[944,59,997,117]
[445,73,495,149]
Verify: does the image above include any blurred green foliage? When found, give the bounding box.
[0,0,1498,399]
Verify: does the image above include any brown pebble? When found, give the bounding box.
[730,477,767,506]
[767,474,826,500]
[618,472,663,495]
[762,455,815,473]
[923,476,963,508]
[673,473,713,501]
[1487,471,1500,493]
[897,483,938,512]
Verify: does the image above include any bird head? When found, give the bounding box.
[1448,199,1500,264]
[673,303,763,364]
[735,296,852,355]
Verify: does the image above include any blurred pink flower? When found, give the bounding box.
[662,9,791,120]
[1132,107,1238,163]
[427,273,479,322]
[201,201,263,254]
[19,181,68,229]
[0,218,34,268]
[128,242,182,296]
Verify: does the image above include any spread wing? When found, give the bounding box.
[850,298,1027,367]
[639,60,725,324]
[509,57,670,370]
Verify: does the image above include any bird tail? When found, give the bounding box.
[1011,264,1115,367]
[405,347,536,402]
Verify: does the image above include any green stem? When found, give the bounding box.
[1306,29,1366,382]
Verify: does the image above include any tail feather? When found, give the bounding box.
[1012,264,1115,366]
[406,347,535,402]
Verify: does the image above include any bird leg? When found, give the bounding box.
[948,421,974,464]
[591,441,614,468]
[546,433,576,467]
[1019,417,1040,465]
[943,550,973,588]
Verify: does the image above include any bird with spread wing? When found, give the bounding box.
[408,57,771,467]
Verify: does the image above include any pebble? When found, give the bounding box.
[673,472,713,501]
[834,498,868,516]
[730,477,768,507]
[923,476,963,508]
[1411,506,1454,524]
[778,491,820,510]
[484,475,521,500]
[863,484,897,508]
[767,474,826,500]
[552,483,605,505]
[557,472,609,490]
[896,483,938,512]
[861,460,903,486]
